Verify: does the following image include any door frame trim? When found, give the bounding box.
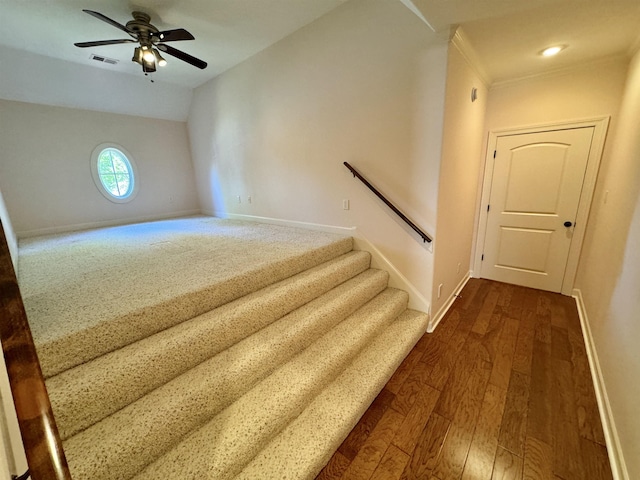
[473,116,610,295]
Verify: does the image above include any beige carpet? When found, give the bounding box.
[19,216,352,376]
[18,215,429,480]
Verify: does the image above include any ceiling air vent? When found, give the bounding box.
[90,54,118,65]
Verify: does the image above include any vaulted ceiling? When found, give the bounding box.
[0,0,638,88]
[0,0,348,88]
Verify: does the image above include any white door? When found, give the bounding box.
[480,127,594,292]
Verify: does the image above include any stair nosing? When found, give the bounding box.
[37,237,355,377]
[49,251,373,440]
[66,288,409,480]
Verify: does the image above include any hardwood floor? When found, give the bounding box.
[316,279,612,480]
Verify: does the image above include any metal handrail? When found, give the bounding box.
[0,219,71,480]
[343,162,433,243]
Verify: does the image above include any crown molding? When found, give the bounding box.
[490,53,629,89]
[450,26,492,88]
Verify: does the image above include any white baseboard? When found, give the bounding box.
[350,235,430,314]
[572,288,628,480]
[16,209,203,238]
[210,212,431,316]
[211,211,356,236]
[427,271,471,333]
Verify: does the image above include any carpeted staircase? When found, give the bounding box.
[20,217,429,479]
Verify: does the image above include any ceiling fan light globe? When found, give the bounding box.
[142,50,155,63]
[142,57,156,73]
[152,48,167,67]
[132,47,143,65]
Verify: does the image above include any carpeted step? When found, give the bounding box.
[63,283,406,480]
[237,310,429,479]
[47,250,373,440]
[129,288,410,480]
[26,219,354,378]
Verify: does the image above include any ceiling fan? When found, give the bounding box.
[74,9,207,73]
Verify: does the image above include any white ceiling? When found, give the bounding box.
[0,0,639,89]
[457,0,640,83]
[0,0,348,88]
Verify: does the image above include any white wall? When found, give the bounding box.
[0,99,200,236]
[0,189,17,271]
[188,0,448,305]
[431,39,488,320]
[485,57,627,131]
[0,352,27,480]
[0,45,192,122]
[574,49,640,480]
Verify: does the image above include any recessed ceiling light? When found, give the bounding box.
[540,45,566,57]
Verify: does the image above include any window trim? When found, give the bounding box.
[90,143,139,203]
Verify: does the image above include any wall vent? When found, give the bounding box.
[90,54,119,65]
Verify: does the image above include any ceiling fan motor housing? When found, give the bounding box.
[126,11,159,46]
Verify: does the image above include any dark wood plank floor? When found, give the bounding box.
[316,278,613,480]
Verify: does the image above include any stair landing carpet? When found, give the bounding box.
[18,215,429,479]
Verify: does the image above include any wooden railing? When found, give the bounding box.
[343,162,433,243]
[0,219,72,480]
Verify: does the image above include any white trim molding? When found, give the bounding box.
[351,235,431,314]
[491,55,629,90]
[212,211,431,316]
[450,27,491,87]
[428,271,471,332]
[16,209,202,238]
[0,350,27,478]
[209,211,356,236]
[572,288,629,480]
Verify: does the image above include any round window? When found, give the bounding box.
[91,143,139,203]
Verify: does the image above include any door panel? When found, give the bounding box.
[481,127,594,292]
[496,227,552,273]
[504,145,567,213]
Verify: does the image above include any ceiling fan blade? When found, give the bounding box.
[82,9,132,35]
[157,44,207,69]
[74,39,136,48]
[153,28,195,42]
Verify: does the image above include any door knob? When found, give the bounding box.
[564,221,573,227]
